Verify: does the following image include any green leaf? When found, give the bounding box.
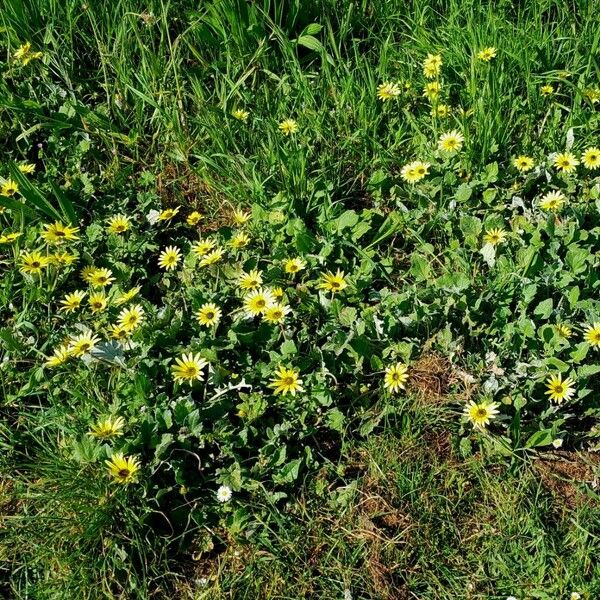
[302,23,323,35]
[410,253,431,281]
[525,429,554,448]
[296,35,323,52]
[533,298,553,319]
[280,339,297,356]
[455,183,472,202]
[334,209,359,232]
[326,408,345,432]
[273,458,303,484]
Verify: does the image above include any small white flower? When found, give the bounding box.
[146,209,160,225]
[570,593,581,600]
[216,485,232,503]
[552,438,564,449]
[506,596,518,600]
[343,590,353,600]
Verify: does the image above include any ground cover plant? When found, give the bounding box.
[1,0,599,598]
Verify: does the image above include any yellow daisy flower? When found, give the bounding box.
[107,324,130,340]
[59,290,86,313]
[400,161,430,183]
[243,288,275,317]
[383,363,409,393]
[89,416,125,439]
[117,304,145,331]
[172,352,208,384]
[158,246,181,270]
[318,269,348,294]
[422,53,442,78]
[13,42,43,65]
[187,211,203,225]
[438,130,464,153]
[107,215,131,234]
[1,179,19,197]
[89,267,115,287]
[555,323,572,339]
[278,119,298,135]
[284,257,306,274]
[157,207,180,222]
[44,345,71,367]
[583,322,600,347]
[263,303,291,323]
[18,163,36,174]
[423,81,441,100]
[88,292,108,313]
[41,221,80,244]
[232,109,249,122]
[232,209,251,226]
[105,453,140,484]
[238,269,263,290]
[581,147,600,170]
[540,84,554,96]
[431,103,451,117]
[191,239,216,257]
[272,286,284,300]
[545,373,576,404]
[196,303,221,327]
[553,152,579,173]
[230,231,250,249]
[539,190,566,212]
[199,248,224,267]
[49,251,77,266]
[269,366,304,396]
[0,232,22,244]
[477,47,497,61]
[68,332,101,357]
[19,250,49,275]
[81,265,97,283]
[464,401,499,428]
[483,227,507,246]
[377,82,401,101]
[513,155,535,172]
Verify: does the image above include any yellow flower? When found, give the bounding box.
[243,288,276,317]
[483,228,507,246]
[477,47,497,61]
[105,453,140,484]
[158,246,181,270]
[68,332,101,357]
[545,373,576,404]
[89,416,125,439]
[464,401,499,428]
[13,42,43,65]
[278,119,298,135]
[18,163,36,174]
[89,267,115,287]
[114,286,141,306]
[269,366,304,396]
[581,147,600,170]
[187,211,203,225]
[230,231,250,249]
[196,303,221,327]
[40,221,80,244]
[59,290,86,313]
[172,352,208,384]
[263,303,290,323]
[284,257,306,274]
[438,130,464,153]
[106,215,131,234]
[49,251,77,266]
[377,82,401,101]
[431,103,451,118]
[1,179,19,197]
[232,209,251,226]
[583,322,600,347]
[553,152,579,173]
[117,304,145,331]
[422,53,442,78]
[232,109,249,122]
[383,363,409,393]
[19,250,49,275]
[81,265,97,283]
[0,232,22,244]
[583,87,600,104]
[272,286,284,300]
[400,160,430,184]
[199,248,224,267]
[107,324,130,340]
[318,269,348,294]
[88,292,108,313]
[238,269,263,290]
[44,345,71,367]
[191,239,216,257]
[540,84,554,96]
[157,207,180,222]
[423,81,441,100]
[539,190,566,212]
[513,155,535,172]
[555,323,572,339]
